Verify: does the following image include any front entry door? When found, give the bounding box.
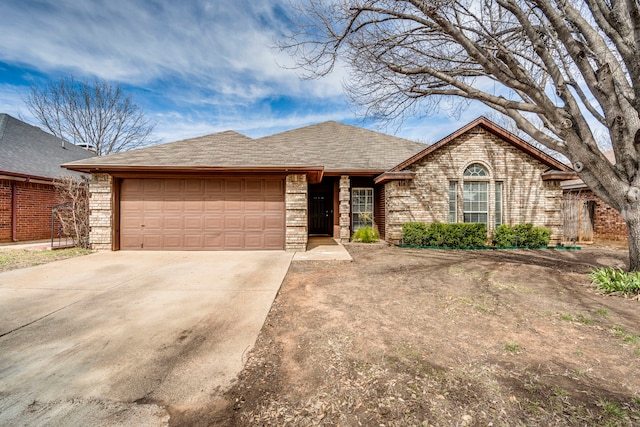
[309,192,333,235]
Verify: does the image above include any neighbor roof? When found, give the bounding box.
[561,150,615,190]
[0,113,96,180]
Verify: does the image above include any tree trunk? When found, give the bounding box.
[625,210,640,272]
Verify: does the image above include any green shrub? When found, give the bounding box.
[493,223,551,247]
[589,267,640,296]
[441,223,487,248]
[352,226,380,243]
[493,224,515,247]
[402,222,487,248]
[402,222,429,246]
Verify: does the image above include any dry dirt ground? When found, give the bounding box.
[205,243,640,427]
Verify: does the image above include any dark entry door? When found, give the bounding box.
[309,192,332,235]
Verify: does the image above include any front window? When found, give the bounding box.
[449,181,457,223]
[463,164,489,225]
[352,187,374,230]
[495,181,503,227]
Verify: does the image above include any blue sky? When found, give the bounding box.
[0,0,491,145]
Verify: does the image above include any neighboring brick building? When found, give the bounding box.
[561,152,628,243]
[0,114,95,243]
[64,117,574,251]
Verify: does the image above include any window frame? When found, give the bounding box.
[351,187,374,231]
[495,181,503,227]
[462,163,490,226]
[449,181,457,223]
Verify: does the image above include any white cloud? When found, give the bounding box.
[0,0,344,106]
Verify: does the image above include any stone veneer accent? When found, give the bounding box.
[385,126,565,244]
[88,173,113,250]
[339,176,351,242]
[286,174,308,251]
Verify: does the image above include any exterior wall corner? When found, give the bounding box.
[286,174,308,251]
[339,175,351,243]
[88,173,113,251]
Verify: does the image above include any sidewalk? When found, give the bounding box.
[0,240,51,251]
[293,237,353,261]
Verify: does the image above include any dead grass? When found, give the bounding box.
[209,245,640,427]
[0,248,92,272]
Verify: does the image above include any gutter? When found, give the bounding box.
[60,165,326,184]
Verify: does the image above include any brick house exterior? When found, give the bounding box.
[376,119,571,244]
[64,117,574,251]
[0,181,62,242]
[0,114,95,243]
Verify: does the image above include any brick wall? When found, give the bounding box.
[0,181,10,242]
[0,179,61,242]
[565,188,628,242]
[385,126,564,244]
[88,173,113,250]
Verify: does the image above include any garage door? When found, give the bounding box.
[119,178,285,250]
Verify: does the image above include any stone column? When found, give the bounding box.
[89,173,113,250]
[285,174,308,251]
[339,175,351,243]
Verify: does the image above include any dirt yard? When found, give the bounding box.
[207,244,640,426]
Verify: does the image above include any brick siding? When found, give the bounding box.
[0,179,61,242]
[565,188,628,242]
[385,126,564,244]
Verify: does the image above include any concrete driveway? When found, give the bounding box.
[0,250,293,426]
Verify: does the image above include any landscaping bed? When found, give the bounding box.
[207,244,640,426]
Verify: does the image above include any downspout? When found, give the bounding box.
[11,181,17,241]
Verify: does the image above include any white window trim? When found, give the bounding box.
[352,187,374,230]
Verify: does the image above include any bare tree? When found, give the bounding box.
[284,0,640,270]
[54,175,90,249]
[26,77,155,156]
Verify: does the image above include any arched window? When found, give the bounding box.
[463,164,488,177]
[463,164,489,224]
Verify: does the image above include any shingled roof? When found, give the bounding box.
[63,121,427,174]
[257,121,427,172]
[0,113,95,180]
[63,130,317,170]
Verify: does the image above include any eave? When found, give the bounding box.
[373,171,416,184]
[61,165,325,184]
[0,170,54,183]
[322,169,388,177]
[541,170,577,181]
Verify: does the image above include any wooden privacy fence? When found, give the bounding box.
[562,194,595,243]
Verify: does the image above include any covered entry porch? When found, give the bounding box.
[307,175,385,242]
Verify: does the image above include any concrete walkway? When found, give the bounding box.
[0,250,293,426]
[293,237,353,261]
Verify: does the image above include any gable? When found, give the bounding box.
[389,117,571,174]
[405,126,554,179]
